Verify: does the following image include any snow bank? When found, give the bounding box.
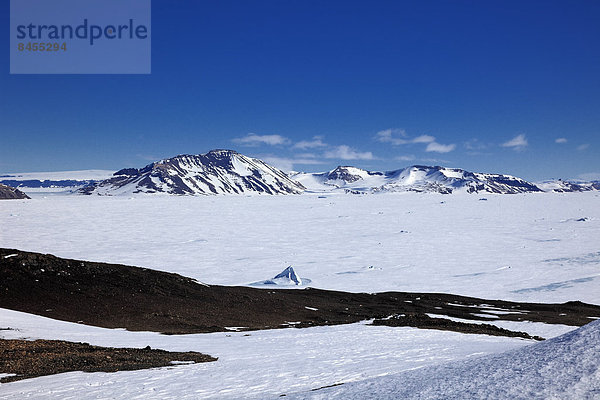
[287,319,600,399]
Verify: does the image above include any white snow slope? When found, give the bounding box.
[287,319,600,400]
[0,308,571,400]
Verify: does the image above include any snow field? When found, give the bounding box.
[1,191,599,398]
[1,192,599,304]
[0,308,538,399]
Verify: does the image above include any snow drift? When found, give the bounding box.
[288,319,600,399]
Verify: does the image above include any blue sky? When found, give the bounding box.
[1,0,599,181]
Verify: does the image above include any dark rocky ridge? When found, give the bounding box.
[0,338,216,383]
[0,183,30,200]
[371,313,544,340]
[1,249,599,338]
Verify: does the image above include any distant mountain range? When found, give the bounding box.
[2,150,598,196]
[0,170,114,193]
[292,165,545,194]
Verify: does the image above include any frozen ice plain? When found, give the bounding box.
[2,191,599,303]
[1,191,599,398]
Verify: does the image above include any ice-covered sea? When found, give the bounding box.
[1,191,599,398]
[2,191,599,303]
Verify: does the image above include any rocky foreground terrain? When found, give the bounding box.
[0,338,215,383]
[2,248,600,382]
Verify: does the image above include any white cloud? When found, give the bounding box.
[555,138,568,144]
[232,133,291,146]
[324,145,374,160]
[577,144,590,151]
[426,142,456,153]
[464,138,488,151]
[501,134,528,151]
[412,135,435,144]
[296,152,318,158]
[376,129,443,151]
[293,136,327,149]
[261,156,325,172]
[421,157,451,164]
[396,155,416,161]
[375,129,409,145]
[136,154,159,161]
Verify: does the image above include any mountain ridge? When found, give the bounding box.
[293,164,546,194]
[4,150,597,195]
[80,150,305,196]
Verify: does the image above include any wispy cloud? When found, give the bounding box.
[376,129,452,154]
[296,152,318,159]
[396,155,416,161]
[374,129,408,145]
[232,133,291,146]
[555,138,568,144]
[375,129,436,145]
[136,154,159,161]
[463,138,492,155]
[464,138,489,151]
[577,144,590,151]
[260,156,326,172]
[426,142,456,153]
[412,135,436,144]
[324,145,374,160]
[421,157,451,164]
[501,134,528,151]
[293,136,327,149]
[578,172,600,181]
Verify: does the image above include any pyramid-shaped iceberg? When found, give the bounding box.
[250,266,311,286]
[271,266,302,285]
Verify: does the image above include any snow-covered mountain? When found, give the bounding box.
[292,165,544,194]
[80,150,305,196]
[10,153,598,196]
[536,180,600,193]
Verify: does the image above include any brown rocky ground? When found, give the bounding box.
[2,248,600,383]
[371,313,545,340]
[1,248,599,336]
[0,337,216,383]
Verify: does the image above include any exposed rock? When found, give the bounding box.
[0,183,30,200]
